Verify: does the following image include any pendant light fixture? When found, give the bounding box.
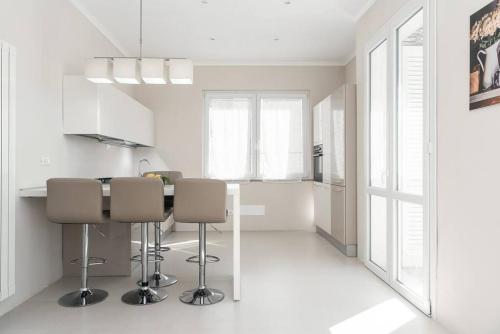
[84,0,193,85]
[85,58,113,83]
[141,58,167,84]
[169,59,194,84]
[114,58,141,84]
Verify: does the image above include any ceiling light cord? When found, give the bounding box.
[139,0,143,59]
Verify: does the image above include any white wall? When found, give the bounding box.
[134,65,345,231]
[436,0,500,333]
[0,0,137,316]
[356,0,500,333]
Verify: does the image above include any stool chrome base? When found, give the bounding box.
[179,287,224,306]
[58,289,108,307]
[121,287,168,305]
[147,273,178,288]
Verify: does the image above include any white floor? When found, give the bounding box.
[0,231,449,334]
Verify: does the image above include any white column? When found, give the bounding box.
[232,188,241,301]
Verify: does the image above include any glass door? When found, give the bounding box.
[364,1,431,314]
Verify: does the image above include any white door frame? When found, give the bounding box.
[361,0,436,315]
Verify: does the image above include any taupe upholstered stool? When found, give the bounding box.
[46,178,109,307]
[142,171,183,288]
[111,177,168,305]
[174,178,227,306]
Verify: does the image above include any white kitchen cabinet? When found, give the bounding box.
[331,86,346,184]
[331,185,345,243]
[313,104,321,145]
[63,75,154,147]
[313,182,332,235]
[313,84,357,257]
[320,96,332,184]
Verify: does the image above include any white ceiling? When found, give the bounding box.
[71,0,375,65]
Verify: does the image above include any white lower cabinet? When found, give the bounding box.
[331,185,346,244]
[313,183,332,235]
[314,182,356,257]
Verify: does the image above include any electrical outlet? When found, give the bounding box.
[40,157,51,166]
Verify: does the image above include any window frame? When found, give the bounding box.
[203,91,311,181]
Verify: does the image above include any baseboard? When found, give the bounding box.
[316,226,357,257]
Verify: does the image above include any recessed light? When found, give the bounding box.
[201,0,208,3]
[210,37,216,41]
[274,38,280,41]
[284,1,291,4]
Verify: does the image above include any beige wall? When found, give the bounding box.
[357,0,500,333]
[345,58,357,85]
[0,0,136,316]
[135,65,345,231]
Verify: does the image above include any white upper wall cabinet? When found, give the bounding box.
[63,75,154,147]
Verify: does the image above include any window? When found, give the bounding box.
[369,40,388,189]
[204,92,310,181]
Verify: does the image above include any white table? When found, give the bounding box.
[18,183,241,301]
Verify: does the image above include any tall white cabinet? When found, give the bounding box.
[313,84,357,256]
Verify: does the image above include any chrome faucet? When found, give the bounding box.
[138,158,151,176]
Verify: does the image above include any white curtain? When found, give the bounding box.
[259,97,304,180]
[207,97,252,180]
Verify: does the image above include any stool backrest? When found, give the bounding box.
[110,177,165,223]
[46,178,104,224]
[144,170,183,184]
[173,178,227,224]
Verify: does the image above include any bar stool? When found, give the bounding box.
[142,171,183,288]
[110,177,168,305]
[174,178,227,305]
[46,178,108,307]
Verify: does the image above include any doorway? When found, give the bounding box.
[362,0,435,314]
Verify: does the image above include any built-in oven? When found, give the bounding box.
[313,144,323,183]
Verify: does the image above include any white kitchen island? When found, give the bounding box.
[18,183,241,301]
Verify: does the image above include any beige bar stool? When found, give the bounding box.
[174,178,227,305]
[110,177,168,305]
[46,178,108,307]
[142,171,183,288]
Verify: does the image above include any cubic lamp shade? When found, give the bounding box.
[141,58,167,84]
[85,58,113,84]
[169,59,193,84]
[113,58,141,84]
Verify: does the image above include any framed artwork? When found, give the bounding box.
[470,0,500,110]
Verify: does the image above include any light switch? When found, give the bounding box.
[40,157,51,166]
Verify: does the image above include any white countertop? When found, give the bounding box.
[18,183,240,197]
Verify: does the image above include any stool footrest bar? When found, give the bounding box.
[147,246,171,252]
[131,254,164,263]
[186,255,220,263]
[70,257,106,266]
